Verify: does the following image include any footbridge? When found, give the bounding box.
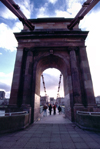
[0,0,100,133]
[0,112,100,149]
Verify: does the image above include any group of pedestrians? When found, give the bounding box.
[43,103,62,116]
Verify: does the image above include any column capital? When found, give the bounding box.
[24,47,35,52]
[23,47,39,56]
[67,46,79,51]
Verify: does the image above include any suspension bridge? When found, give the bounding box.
[41,73,63,99]
[0,0,100,143]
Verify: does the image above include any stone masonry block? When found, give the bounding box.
[83,73,91,80]
[14,67,21,74]
[68,76,72,91]
[79,47,87,61]
[84,80,93,89]
[81,60,89,68]
[16,50,23,57]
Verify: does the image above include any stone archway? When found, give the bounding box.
[9,18,96,123]
[33,53,73,121]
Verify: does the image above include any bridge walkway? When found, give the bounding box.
[0,111,100,148]
[35,109,71,124]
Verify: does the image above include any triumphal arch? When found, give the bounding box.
[9,18,95,122]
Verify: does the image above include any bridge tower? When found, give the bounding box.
[9,18,96,122]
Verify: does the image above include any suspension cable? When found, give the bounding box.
[57,73,62,98]
[41,74,47,96]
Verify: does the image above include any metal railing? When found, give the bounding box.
[77,111,100,116]
[40,106,43,114]
[61,106,65,114]
[0,111,28,117]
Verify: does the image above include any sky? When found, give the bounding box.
[0,0,100,99]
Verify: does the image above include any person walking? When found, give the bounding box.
[43,104,47,116]
[53,104,56,115]
[58,105,62,114]
[49,104,52,115]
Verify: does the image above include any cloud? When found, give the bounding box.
[0,23,17,51]
[0,7,17,20]
[12,22,23,32]
[0,72,13,98]
[40,68,64,98]
[0,72,13,85]
[0,22,23,51]
[55,10,71,18]
[48,0,58,4]
[67,2,82,17]
[0,0,33,20]
[15,0,34,18]
[66,0,84,7]
[36,3,49,18]
[0,53,2,55]
[0,82,11,92]
[36,0,83,19]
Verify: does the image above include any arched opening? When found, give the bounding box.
[35,54,70,97]
[33,54,73,122]
[40,68,64,105]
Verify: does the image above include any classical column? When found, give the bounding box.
[22,50,33,105]
[31,60,37,123]
[79,46,95,105]
[31,51,40,123]
[9,47,24,105]
[69,47,82,105]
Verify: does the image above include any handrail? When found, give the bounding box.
[77,111,100,115]
[4,111,28,116]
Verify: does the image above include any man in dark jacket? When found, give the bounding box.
[49,104,52,115]
[58,105,62,114]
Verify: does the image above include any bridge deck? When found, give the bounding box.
[35,109,71,124]
[0,111,100,149]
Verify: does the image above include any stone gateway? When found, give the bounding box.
[9,18,95,123]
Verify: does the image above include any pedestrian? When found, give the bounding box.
[58,105,62,114]
[43,104,47,116]
[49,104,52,115]
[53,104,56,115]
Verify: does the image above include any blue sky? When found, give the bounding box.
[0,0,100,99]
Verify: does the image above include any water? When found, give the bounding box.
[0,110,5,116]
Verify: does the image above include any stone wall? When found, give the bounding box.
[0,114,30,133]
[76,112,100,131]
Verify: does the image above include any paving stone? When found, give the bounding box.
[87,142,100,148]
[24,141,38,148]
[29,138,41,142]
[50,138,61,142]
[82,137,94,142]
[40,137,51,143]
[37,142,50,149]
[0,116,100,149]
[71,137,83,143]
[50,142,62,149]
[74,142,89,149]
[61,137,72,143]
[62,142,75,149]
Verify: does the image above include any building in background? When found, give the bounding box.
[50,97,55,105]
[56,97,65,105]
[0,91,5,100]
[40,96,49,106]
[95,96,100,104]
[0,91,9,105]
